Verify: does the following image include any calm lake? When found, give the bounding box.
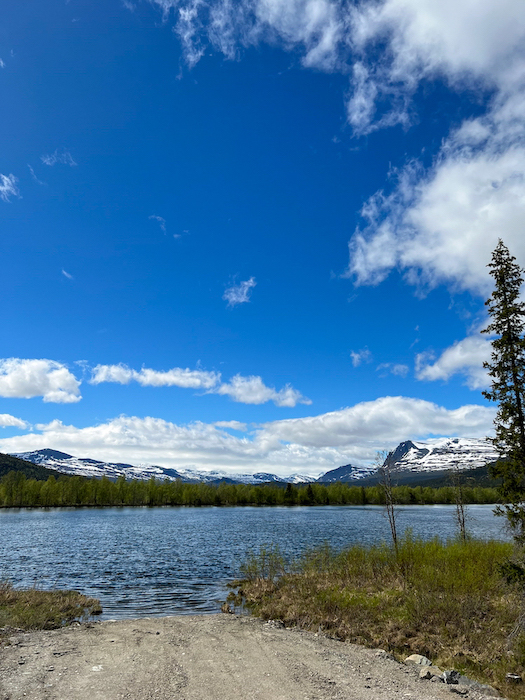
[0,504,509,619]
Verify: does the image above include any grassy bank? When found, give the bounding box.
[228,535,525,698]
[0,581,101,639]
[0,471,501,507]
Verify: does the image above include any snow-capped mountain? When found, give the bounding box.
[316,463,378,483]
[11,437,498,486]
[384,437,498,474]
[11,449,314,485]
[318,437,498,484]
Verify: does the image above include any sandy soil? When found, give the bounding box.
[0,615,502,700]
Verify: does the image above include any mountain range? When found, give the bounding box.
[11,437,499,485]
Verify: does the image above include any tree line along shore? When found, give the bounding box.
[0,469,501,508]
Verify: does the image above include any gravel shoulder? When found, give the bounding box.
[0,615,502,700]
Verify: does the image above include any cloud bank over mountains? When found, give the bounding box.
[0,396,495,476]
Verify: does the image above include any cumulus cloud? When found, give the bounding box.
[90,364,220,389]
[416,335,492,390]
[0,359,81,403]
[0,396,495,476]
[346,96,525,294]
[215,374,311,407]
[350,348,372,367]
[341,1,525,294]
[0,174,19,203]
[223,277,256,307]
[0,414,30,429]
[41,149,77,167]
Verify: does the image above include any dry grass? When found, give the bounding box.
[228,535,525,698]
[0,580,102,638]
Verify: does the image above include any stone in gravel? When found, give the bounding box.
[443,670,461,685]
[431,675,445,683]
[419,667,443,680]
[405,654,432,666]
[449,686,468,695]
[506,673,522,683]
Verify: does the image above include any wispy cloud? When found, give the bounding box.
[0,358,81,403]
[223,277,256,307]
[350,348,372,367]
[61,269,74,280]
[376,363,409,378]
[41,149,77,167]
[0,396,495,476]
[149,214,167,233]
[0,174,19,203]
[28,164,45,185]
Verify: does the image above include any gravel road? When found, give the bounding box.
[0,615,502,700]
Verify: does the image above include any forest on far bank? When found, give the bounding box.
[0,469,501,508]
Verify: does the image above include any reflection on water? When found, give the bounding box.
[0,505,508,619]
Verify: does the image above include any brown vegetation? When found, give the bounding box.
[228,536,525,698]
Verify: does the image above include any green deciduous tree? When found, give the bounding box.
[482,239,525,542]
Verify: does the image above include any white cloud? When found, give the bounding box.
[149,214,167,233]
[0,396,495,476]
[41,149,77,167]
[223,277,256,307]
[350,348,372,367]
[90,364,220,389]
[0,359,81,403]
[0,174,19,203]
[142,0,525,133]
[416,335,492,390]
[89,363,308,406]
[0,414,30,429]
[215,374,311,407]
[376,362,409,377]
[62,269,74,280]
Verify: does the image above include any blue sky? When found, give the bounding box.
[0,0,524,476]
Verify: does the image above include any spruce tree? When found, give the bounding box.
[482,240,525,542]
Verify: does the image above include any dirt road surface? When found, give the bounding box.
[0,615,500,700]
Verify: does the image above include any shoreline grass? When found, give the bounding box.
[227,535,525,698]
[0,581,102,640]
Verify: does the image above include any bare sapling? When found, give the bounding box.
[450,465,469,542]
[377,450,399,554]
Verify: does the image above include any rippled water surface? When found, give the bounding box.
[0,505,509,619]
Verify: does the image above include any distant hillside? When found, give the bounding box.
[0,453,65,480]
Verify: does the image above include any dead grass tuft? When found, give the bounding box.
[0,580,101,640]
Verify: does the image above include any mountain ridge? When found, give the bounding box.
[10,437,499,485]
